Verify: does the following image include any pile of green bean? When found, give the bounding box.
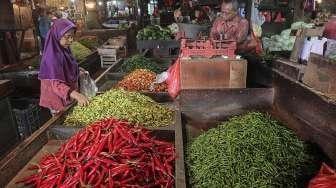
[186,112,320,188]
[64,89,174,127]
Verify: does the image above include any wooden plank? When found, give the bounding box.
[179,88,274,129]
[230,61,247,87]
[180,59,230,89]
[303,53,336,98]
[273,58,306,81]
[174,105,186,188]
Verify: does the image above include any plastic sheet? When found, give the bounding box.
[166,60,181,98]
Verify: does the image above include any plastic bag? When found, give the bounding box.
[166,60,181,98]
[149,71,169,91]
[80,71,98,98]
[308,163,336,188]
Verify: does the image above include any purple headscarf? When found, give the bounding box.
[39,19,79,83]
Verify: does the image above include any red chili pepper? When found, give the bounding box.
[18,118,176,187]
[108,133,114,153]
[110,165,130,177]
[88,164,100,178]
[120,148,143,156]
[96,157,119,167]
[88,170,98,186]
[121,175,137,184]
[108,169,114,188]
[93,168,107,187]
[92,136,108,157]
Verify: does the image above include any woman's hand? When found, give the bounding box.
[79,67,88,76]
[70,91,89,106]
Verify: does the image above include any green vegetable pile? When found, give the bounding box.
[122,54,160,73]
[260,50,277,62]
[186,112,319,188]
[78,37,99,50]
[64,89,174,127]
[262,21,314,52]
[70,41,93,62]
[118,22,129,30]
[137,25,172,40]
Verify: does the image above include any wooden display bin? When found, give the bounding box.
[303,53,336,98]
[180,57,247,90]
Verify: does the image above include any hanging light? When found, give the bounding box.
[98,1,103,6]
[85,2,96,9]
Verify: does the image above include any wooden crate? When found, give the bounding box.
[97,48,117,68]
[180,57,247,90]
[303,53,336,98]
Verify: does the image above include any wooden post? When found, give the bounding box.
[0,0,15,30]
[293,0,305,21]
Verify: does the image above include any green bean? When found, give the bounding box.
[186,112,321,188]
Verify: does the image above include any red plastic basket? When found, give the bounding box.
[180,39,236,58]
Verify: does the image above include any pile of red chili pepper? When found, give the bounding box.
[17,118,176,187]
[117,69,168,92]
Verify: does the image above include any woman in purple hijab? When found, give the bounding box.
[39,19,89,115]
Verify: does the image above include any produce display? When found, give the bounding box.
[262,21,314,51]
[78,37,99,50]
[70,41,93,62]
[122,55,160,73]
[137,25,173,40]
[259,50,277,62]
[64,89,174,127]
[117,69,168,92]
[118,22,129,30]
[17,118,176,187]
[186,112,319,188]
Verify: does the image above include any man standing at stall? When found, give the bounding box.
[211,0,261,54]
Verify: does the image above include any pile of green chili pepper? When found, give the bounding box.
[17,118,176,187]
[78,37,99,50]
[64,89,174,127]
[122,55,160,73]
[70,41,92,62]
[186,112,320,188]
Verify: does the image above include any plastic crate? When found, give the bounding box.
[180,39,236,58]
[11,98,40,140]
[98,48,118,68]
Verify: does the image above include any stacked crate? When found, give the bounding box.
[98,36,127,68]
